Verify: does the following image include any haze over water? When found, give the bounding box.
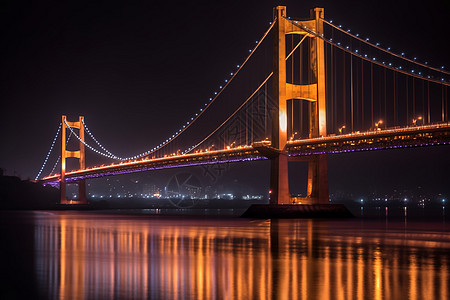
[1,209,449,300]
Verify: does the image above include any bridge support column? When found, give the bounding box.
[60,115,87,205]
[243,6,351,217]
[269,153,291,204]
[269,6,330,205]
[306,154,329,204]
[304,7,329,204]
[269,6,291,205]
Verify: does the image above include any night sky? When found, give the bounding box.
[1,0,449,196]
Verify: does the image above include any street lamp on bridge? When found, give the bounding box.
[375,120,383,131]
[338,125,346,134]
[412,116,423,126]
[290,131,298,141]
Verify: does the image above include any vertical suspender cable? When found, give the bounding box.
[413,78,415,120]
[333,46,339,130]
[299,37,303,136]
[350,54,354,131]
[289,34,294,137]
[356,58,359,129]
[293,36,295,137]
[246,102,248,145]
[331,45,335,131]
[292,101,295,138]
[406,76,409,125]
[331,29,336,133]
[446,86,448,122]
[427,81,430,124]
[394,72,397,126]
[308,37,311,137]
[325,28,331,131]
[442,85,445,122]
[224,122,226,149]
[371,63,373,127]
[329,43,333,132]
[292,34,294,84]
[343,51,346,127]
[384,68,387,126]
[264,82,267,138]
[378,66,381,121]
[422,80,425,123]
[361,59,364,129]
[240,109,243,146]
[251,97,254,143]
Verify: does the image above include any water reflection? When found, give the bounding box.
[34,212,450,299]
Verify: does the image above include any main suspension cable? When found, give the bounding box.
[183,72,273,154]
[64,119,120,160]
[35,123,61,180]
[323,20,450,76]
[285,18,450,86]
[82,120,117,158]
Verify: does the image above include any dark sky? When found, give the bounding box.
[0,0,449,196]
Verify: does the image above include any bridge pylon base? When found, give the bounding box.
[60,200,88,205]
[60,179,87,205]
[269,153,291,205]
[306,154,329,204]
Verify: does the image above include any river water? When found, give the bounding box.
[0,209,449,300]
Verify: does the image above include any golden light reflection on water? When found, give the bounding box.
[33,213,450,300]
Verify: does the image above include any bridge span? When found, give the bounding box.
[40,123,450,186]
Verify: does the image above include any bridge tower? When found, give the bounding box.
[270,6,329,205]
[60,115,87,204]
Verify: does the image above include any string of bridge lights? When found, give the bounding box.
[64,119,122,160]
[46,130,74,177]
[324,19,450,76]
[181,72,274,155]
[82,120,119,158]
[34,123,61,180]
[48,156,61,177]
[83,120,156,160]
[69,22,276,162]
[285,18,450,85]
[327,39,450,85]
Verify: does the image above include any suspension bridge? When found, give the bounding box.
[36,6,450,210]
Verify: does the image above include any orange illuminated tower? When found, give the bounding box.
[270,6,329,205]
[60,115,87,204]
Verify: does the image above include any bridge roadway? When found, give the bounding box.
[40,123,450,186]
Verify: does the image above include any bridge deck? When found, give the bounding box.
[288,123,450,156]
[40,123,450,185]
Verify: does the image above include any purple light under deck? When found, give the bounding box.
[42,139,450,187]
